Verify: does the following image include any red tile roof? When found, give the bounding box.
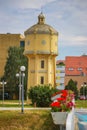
[65,56,87,75]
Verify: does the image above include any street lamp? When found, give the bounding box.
[81,83,87,99]
[20,66,25,113]
[81,83,87,108]
[16,72,22,105]
[0,80,7,104]
[16,66,26,113]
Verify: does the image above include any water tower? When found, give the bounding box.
[24,12,58,89]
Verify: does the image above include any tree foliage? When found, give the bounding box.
[2,46,28,99]
[65,79,78,99]
[28,85,58,107]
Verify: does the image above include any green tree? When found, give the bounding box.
[65,79,78,99]
[2,46,28,99]
[28,85,58,107]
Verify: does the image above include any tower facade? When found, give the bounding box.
[24,13,58,89]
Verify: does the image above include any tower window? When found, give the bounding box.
[41,60,44,68]
[40,76,44,84]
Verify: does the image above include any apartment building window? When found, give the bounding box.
[68,68,74,71]
[78,68,82,71]
[40,76,44,84]
[41,60,44,68]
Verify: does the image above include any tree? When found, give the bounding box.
[2,46,28,99]
[28,85,58,107]
[65,79,78,99]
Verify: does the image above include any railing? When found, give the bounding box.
[66,107,75,130]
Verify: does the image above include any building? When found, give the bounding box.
[56,60,65,90]
[0,34,24,77]
[24,12,58,89]
[65,55,87,89]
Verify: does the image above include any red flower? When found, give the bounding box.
[61,90,67,97]
[67,102,74,107]
[50,101,60,107]
[50,90,75,112]
[57,97,66,101]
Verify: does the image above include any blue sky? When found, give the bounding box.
[0,0,87,60]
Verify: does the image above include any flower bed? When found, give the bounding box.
[50,90,75,125]
[50,90,75,112]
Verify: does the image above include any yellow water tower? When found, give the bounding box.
[24,12,58,89]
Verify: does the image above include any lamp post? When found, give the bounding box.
[81,83,87,98]
[0,80,7,104]
[81,83,87,108]
[16,66,26,113]
[16,72,22,105]
[20,66,25,113]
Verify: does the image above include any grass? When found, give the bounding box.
[0,100,87,130]
[0,110,60,130]
[0,99,87,108]
[75,100,87,108]
[0,100,33,107]
[0,103,32,107]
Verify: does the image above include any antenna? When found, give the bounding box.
[41,6,43,13]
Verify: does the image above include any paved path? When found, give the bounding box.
[0,107,51,111]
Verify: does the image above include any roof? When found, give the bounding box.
[65,56,87,76]
[24,12,58,35]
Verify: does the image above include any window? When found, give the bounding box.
[27,40,30,45]
[40,76,44,84]
[78,68,82,71]
[41,40,46,45]
[41,60,44,68]
[20,41,25,47]
[68,68,74,71]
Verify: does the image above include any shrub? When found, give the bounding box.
[28,85,58,107]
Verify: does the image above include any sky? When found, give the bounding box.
[0,0,87,60]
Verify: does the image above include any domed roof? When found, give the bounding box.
[24,12,58,35]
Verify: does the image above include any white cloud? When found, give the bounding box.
[59,33,87,46]
[0,0,56,9]
[73,36,87,42]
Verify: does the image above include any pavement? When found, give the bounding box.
[0,107,87,111]
[0,107,51,111]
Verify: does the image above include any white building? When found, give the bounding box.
[56,60,65,90]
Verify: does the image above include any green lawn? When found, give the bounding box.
[75,100,87,108]
[0,110,59,130]
[0,99,87,108]
[0,100,33,107]
[0,100,87,130]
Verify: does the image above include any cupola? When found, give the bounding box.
[38,12,45,24]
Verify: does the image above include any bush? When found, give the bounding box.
[65,79,78,100]
[28,85,58,107]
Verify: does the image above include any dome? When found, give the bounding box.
[24,12,58,35]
